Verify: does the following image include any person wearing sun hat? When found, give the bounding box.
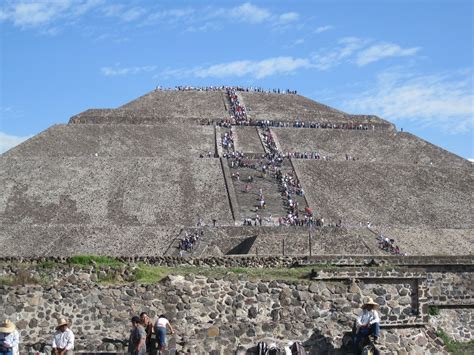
[0,319,20,355]
[352,297,381,353]
[52,318,74,355]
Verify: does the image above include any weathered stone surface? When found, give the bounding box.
[0,264,463,354]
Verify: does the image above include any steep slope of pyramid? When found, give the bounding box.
[273,128,470,168]
[0,88,472,257]
[239,91,394,128]
[70,90,229,124]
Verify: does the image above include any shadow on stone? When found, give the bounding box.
[226,236,257,255]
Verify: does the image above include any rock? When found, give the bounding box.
[29,318,38,328]
[257,283,268,293]
[248,306,258,319]
[416,336,428,346]
[207,326,219,337]
[16,319,28,329]
[30,296,41,306]
[101,296,114,305]
[399,296,411,305]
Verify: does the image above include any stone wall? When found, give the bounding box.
[1,254,472,268]
[429,308,473,342]
[0,267,450,354]
[1,260,472,353]
[426,271,473,305]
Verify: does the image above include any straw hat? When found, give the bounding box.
[56,318,69,329]
[362,297,379,308]
[0,320,16,333]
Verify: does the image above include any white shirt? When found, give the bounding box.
[52,328,74,350]
[155,317,169,329]
[0,330,20,355]
[356,309,380,328]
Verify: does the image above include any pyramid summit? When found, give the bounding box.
[1,86,472,257]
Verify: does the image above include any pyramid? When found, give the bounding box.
[1,88,472,257]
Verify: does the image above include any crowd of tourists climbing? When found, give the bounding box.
[227,87,248,124]
[177,230,203,253]
[377,234,407,256]
[154,85,297,94]
[219,117,375,131]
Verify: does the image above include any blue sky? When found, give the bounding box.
[1,0,473,159]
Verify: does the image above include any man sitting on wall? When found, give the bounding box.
[352,297,380,353]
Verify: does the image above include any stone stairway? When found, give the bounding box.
[227,159,286,224]
[164,228,204,256]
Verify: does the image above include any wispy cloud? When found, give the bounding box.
[162,57,312,80]
[0,131,32,154]
[101,64,157,76]
[0,0,102,28]
[102,4,145,22]
[311,38,420,70]
[160,37,423,80]
[315,25,333,33]
[343,68,474,133]
[312,37,368,70]
[292,38,305,46]
[278,12,299,24]
[2,1,301,35]
[143,8,195,26]
[143,3,299,31]
[230,2,271,24]
[356,43,420,66]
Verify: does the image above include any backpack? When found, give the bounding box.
[267,344,282,355]
[258,341,268,355]
[290,342,307,355]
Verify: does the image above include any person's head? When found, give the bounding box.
[131,316,141,327]
[56,318,69,332]
[0,319,16,334]
[140,312,150,324]
[362,297,379,311]
[158,314,167,320]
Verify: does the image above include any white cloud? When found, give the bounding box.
[101,65,157,76]
[468,158,474,163]
[293,38,305,46]
[160,37,423,79]
[0,132,32,154]
[278,12,299,23]
[230,2,271,24]
[311,38,421,70]
[0,0,102,28]
[175,56,312,79]
[103,4,146,22]
[356,43,420,66]
[343,69,474,133]
[312,37,368,70]
[315,25,333,33]
[144,8,194,26]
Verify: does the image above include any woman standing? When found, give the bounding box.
[154,315,174,354]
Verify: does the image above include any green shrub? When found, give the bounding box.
[428,306,440,316]
[38,260,57,269]
[437,329,474,354]
[68,255,121,266]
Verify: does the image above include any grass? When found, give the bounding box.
[0,276,13,286]
[428,306,440,316]
[0,270,39,286]
[67,255,121,266]
[437,329,474,354]
[38,260,57,269]
[134,265,317,284]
